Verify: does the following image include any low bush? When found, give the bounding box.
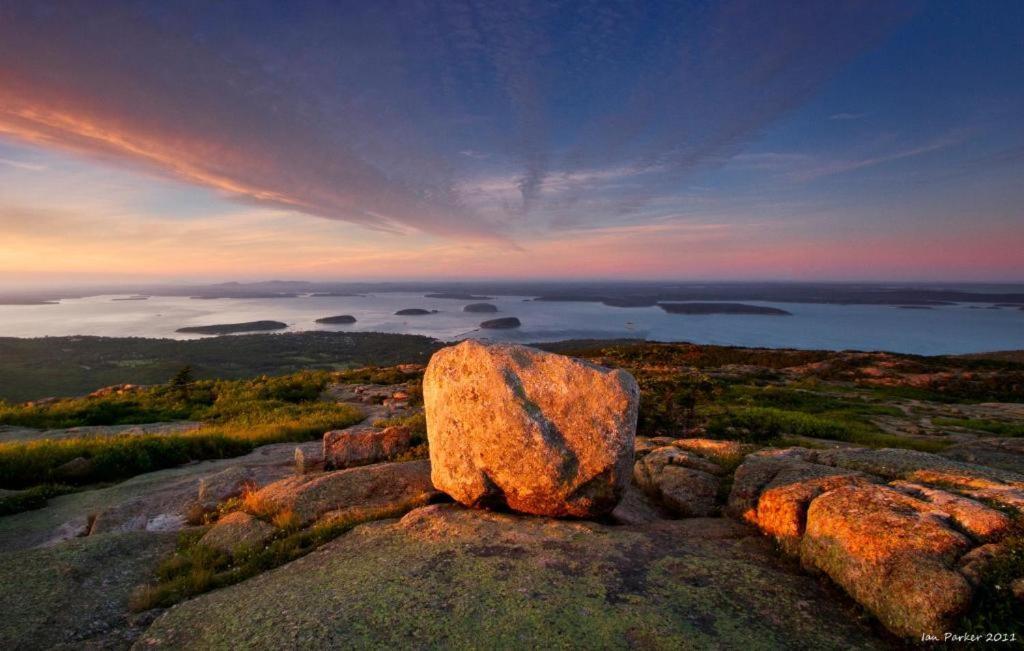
[130,501,420,612]
[0,371,364,489]
[933,417,1024,438]
[0,483,75,516]
[707,406,949,452]
[960,535,1024,636]
[373,412,427,443]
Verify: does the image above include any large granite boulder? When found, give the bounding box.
[424,341,639,518]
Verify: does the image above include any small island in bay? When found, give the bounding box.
[308,292,365,297]
[463,303,499,313]
[658,303,792,316]
[189,293,300,300]
[480,317,521,329]
[425,293,492,300]
[315,315,357,324]
[395,308,438,315]
[112,296,150,301]
[175,320,288,335]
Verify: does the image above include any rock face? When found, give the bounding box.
[424,341,639,517]
[800,484,973,638]
[323,425,414,469]
[728,446,1024,638]
[249,459,439,526]
[0,531,177,649]
[139,505,885,649]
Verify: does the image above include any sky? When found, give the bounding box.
[0,0,1022,284]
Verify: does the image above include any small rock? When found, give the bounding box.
[40,516,93,547]
[146,513,187,532]
[670,438,758,467]
[1012,578,1024,603]
[633,446,722,517]
[323,426,415,470]
[251,459,439,526]
[54,456,95,482]
[199,511,277,555]
[958,542,1008,586]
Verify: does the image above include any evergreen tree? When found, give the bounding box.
[170,365,194,400]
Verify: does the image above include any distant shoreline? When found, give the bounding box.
[3,280,1024,308]
[0,332,1020,404]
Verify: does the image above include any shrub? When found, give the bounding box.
[960,535,1024,636]
[932,418,1024,438]
[131,501,421,612]
[373,412,427,443]
[0,371,363,489]
[706,406,949,452]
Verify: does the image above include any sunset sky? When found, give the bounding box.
[1,1,1022,284]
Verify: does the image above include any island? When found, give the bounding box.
[189,293,299,300]
[395,308,438,315]
[463,303,499,313]
[480,317,521,329]
[315,315,357,324]
[658,303,792,316]
[308,292,365,297]
[175,320,289,335]
[112,296,150,301]
[425,293,493,300]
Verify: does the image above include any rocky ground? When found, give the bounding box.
[0,343,1021,649]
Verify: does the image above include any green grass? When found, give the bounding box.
[706,406,950,453]
[0,332,441,403]
[130,501,421,612]
[720,385,904,417]
[0,371,364,489]
[373,412,427,441]
[0,483,76,516]
[933,417,1024,437]
[333,365,422,386]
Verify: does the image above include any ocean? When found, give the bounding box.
[1,292,1022,355]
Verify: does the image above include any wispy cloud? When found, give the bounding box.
[790,132,968,182]
[0,1,916,240]
[0,157,46,172]
[731,130,970,182]
[829,112,867,121]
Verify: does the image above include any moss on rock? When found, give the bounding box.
[139,505,884,649]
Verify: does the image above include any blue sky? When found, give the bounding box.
[0,0,1021,282]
